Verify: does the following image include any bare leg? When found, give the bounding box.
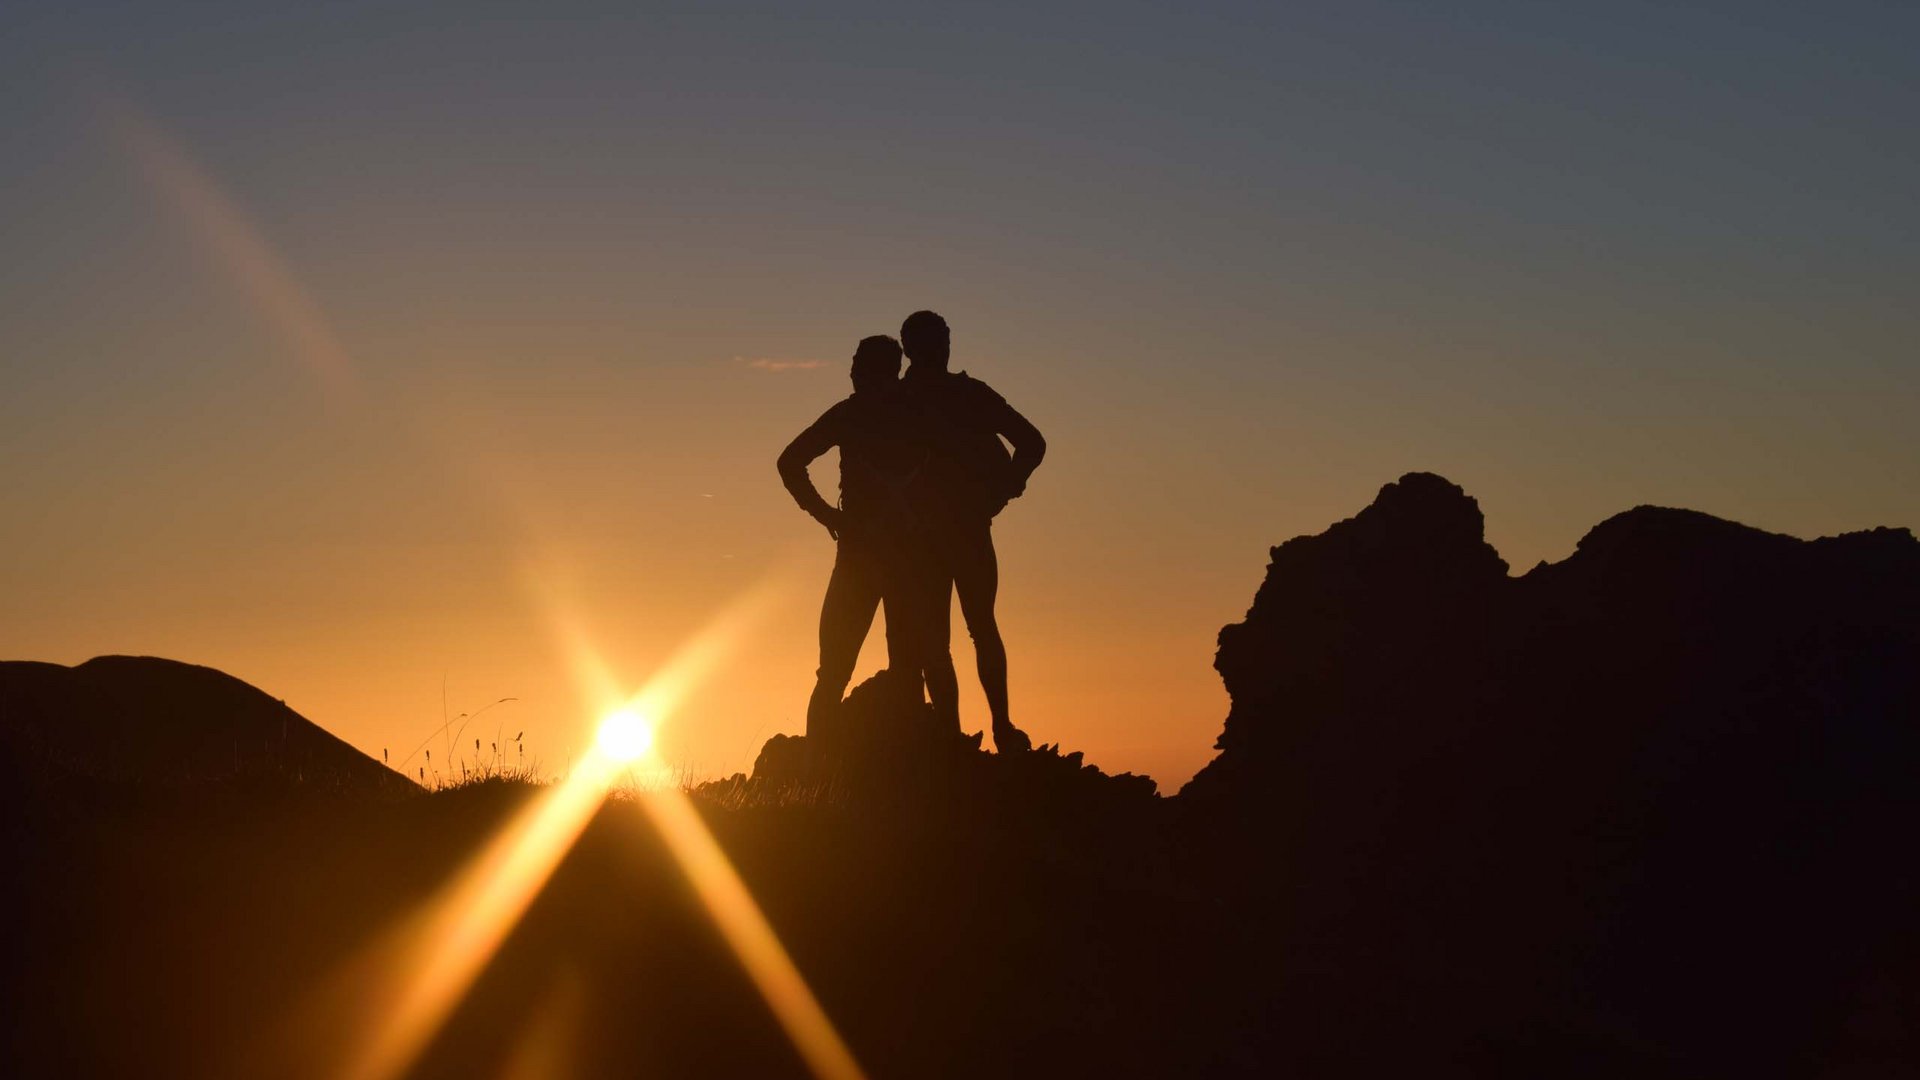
[952,521,1029,752]
[808,540,881,744]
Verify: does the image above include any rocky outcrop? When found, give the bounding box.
[1184,471,1919,825]
[1178,472,1920,1070]
[719,669,1158,835]
[1185,471,1510,803]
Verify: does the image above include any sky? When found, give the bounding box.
[3,1,1916,789]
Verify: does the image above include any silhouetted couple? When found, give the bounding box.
[778,310,1046,755]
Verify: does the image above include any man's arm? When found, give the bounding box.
[776,405,845,539]
[987,396,1046,501]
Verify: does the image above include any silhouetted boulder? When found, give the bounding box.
[1187,471,1508,803]
[1177,472,1920,1073]
[723,668,1157,831]
[0,655,411,796]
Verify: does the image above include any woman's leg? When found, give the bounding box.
[808,541,881,742]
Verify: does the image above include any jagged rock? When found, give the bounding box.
[1176,472,1920,1069]
[1188,471,1508,802]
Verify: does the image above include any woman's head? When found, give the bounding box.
[850,335,902,393]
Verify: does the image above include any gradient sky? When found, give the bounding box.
[4,1,1915,789]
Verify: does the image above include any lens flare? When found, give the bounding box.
[100,96,359,399]
[595,708,653,763]
[638,790,865,1080]
[318,566,864,1080]
[331,752,622,1080]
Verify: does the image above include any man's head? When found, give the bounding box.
[850,335,902,395]
[900,310,950,370]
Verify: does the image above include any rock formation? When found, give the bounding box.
[1180,472,1920,1071]
[729,668,1159,837]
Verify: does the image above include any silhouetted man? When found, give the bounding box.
[897,310,1045,753]
[777,336,919,746]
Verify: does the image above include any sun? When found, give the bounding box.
[595,708,654,763]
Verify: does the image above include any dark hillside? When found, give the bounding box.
[0,655,410,796]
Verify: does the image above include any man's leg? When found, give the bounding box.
[808,540,881,744]
[951,520,1029,752]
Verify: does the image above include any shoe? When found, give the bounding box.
[992,720,1032,755]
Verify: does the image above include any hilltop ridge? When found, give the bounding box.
[0,655,409,795]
